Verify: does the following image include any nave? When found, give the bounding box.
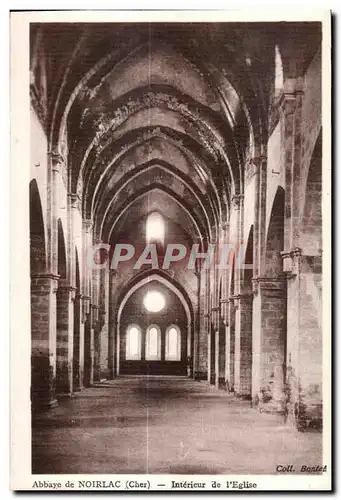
[32,376,322,475]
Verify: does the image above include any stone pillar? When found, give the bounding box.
[251,153,268,403]
[30,149,63,410]
[93,304,101,383]
[195,264,208,381]
[116,320,120,376]
[278,81,322,430]
[217,221,230,391]
[212,307,219,387]
[233,293,253,398]
[99,267,110,379]
[231,194,249,396]
[31,273,59,410]
[84,304,95,387]
[279,81,304,251]
[56,281,76,397]
[205,267,211,384]
[225,298,235,392]
[68,193,81,392]
[108,270,116,378]
[79,294,90,388]
[282,247,322,430]
[72,292,82,391]
[82,218,93,387]
[252,277,287,413]
[217,317,226,389]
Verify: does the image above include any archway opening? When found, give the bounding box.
[30,180,48,408]
[30,180,46,275]
[119,280,188,376]
[261,188,287,410]
[73,248,81,391]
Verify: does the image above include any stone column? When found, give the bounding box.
[205,267,211,384]
[251,153,268,403]
[282,247,322,430]
[233,293,253,398]
[279,82,304,251]
[72,292,82,391]
[31,273,59,410]
[192,269,200,379]
[30,149,63,410]
[252,277,287,413]
[93,304,101,383]
[56,280,76,396]
[68,193,81,392]
[82,218,93,387]
[278,82,322,430]
[108,270,116,378]
[225,298,235,392]
[195,259,209,381]
[231,194,247,396]
[79,294,90,388]
[99,266,110,380]
[84,304,95,387]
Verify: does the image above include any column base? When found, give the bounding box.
[235,392,252,401]
[257,399,286,415]
[294,402,323,432]
[56,392,75,400]
[218,377,227,390]
[32,397,59,413]
[194,371,208,381]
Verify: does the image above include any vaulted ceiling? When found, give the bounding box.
[30,22,321,246]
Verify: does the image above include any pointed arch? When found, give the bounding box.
[29,179,46,274]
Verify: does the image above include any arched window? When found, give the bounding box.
[126,324,142,360]
[145,325,161,360]
[275,45,283,96]
[146,212,164,244]
[165,325,181,361]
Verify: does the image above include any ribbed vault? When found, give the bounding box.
[30,20,321,250]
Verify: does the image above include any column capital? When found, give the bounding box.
[281,247,303,274]
[31,273,59,295]
[80,294,91,301]
[83,218,93,232]
[278,90,304,114]
[231,194,244,209]
[68,192,81,209]
[48,149,66,172]
[231,293,253,301]
[57,281,77,301]
[290,247,303,258]
[81,295,91,322]
[219,220,229,231]
[251,154,267,168]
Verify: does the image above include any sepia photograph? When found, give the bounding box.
[10,9,331,491]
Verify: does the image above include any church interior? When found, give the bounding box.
[29,21,323,474]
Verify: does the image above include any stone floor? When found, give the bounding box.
[32,376,322,475]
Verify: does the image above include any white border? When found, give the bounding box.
[9,8,332,492]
